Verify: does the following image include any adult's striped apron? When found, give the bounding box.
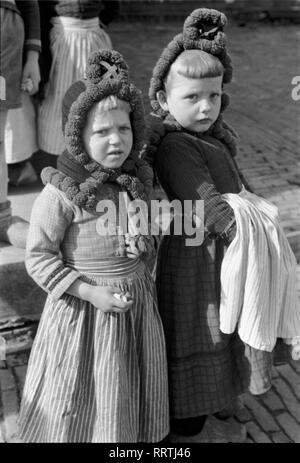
[38,16,112,156]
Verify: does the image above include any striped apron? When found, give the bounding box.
[220,187,300,352]
[18,258,169,443]
[38,16,112,156]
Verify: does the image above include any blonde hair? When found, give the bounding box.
[93,95,131,114]
[165,49,224,91]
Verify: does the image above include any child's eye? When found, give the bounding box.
[210,93,220,100]
[95,129,108,136]
[186,94,198,102]
[119,126,131,132]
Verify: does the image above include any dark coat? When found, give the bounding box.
[154,131,268,418]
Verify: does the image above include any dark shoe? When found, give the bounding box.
[216,396,245,419]
[168,415,247,443]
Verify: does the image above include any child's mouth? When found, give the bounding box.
[108,150,123,156]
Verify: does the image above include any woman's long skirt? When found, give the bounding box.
[38,16,112,155]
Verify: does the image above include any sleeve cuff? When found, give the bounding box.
[221,217,236,237]
[24,39,41,53]
[49,269,81,301]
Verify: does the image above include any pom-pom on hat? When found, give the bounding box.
[149,8,233,116]
[41,50,153,210]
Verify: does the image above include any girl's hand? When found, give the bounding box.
[87,286,133,314]
[124,233,154,259]
[124,234,141,259]
[21,51,41,95]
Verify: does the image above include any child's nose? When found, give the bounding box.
[199,99,212,113]
[109,131,121,144]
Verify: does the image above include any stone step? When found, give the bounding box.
[0,243,46,326]
[0,323,38,359]
[0,184,44,326]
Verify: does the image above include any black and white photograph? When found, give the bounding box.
[0,0,299,448]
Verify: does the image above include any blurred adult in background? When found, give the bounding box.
[0,0,41,247]
[5,93,38,187]
[32,0,120,174]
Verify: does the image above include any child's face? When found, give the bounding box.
[82,106,133,169]
[161,74,223,133]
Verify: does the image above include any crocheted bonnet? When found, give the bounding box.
[144,7,239,164]
[149,8,233,117]
[42,50,153,210]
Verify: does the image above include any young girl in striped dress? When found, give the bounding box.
[145,8,300,442]
[18,50,169,443]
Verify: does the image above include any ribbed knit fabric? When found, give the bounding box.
[155,131,242,237]
[47,0,105,20]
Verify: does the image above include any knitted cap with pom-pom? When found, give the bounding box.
[143,8,239,169]
[41,50,153,211]
[61,49,145,168]
[149,8,233,117]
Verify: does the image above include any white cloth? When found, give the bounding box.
[5,93,38,163]
[38,16,112,155]
[0,110,8,202]
[220,187,300,352]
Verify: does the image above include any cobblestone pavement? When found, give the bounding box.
[1,22,300,444]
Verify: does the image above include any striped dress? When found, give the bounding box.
[18,183,169,443]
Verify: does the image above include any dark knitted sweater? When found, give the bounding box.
[38,0,119,22]
[155,131,243,237]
